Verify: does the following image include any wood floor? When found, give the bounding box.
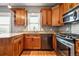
[20,51,57,56]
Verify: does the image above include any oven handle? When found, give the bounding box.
[56,37,74,48]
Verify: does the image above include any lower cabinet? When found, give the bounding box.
[24,35,41,49]
[13,35,23,56]
[13,39,19,56]
[76,40,79,56]
[52,34,57,51]
[32,36,41,49]
[24,35,32,49]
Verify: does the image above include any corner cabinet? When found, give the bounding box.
[13,35,23,56]
[41,8,52,26]
[12,8,27,26]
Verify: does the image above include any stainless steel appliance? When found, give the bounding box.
[74,7,79,20]
[41,34,52,50]
[63,5,79,23]
[56,35,75,56]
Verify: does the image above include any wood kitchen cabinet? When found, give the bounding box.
[75,40,79,56]
[59,4,64,26]
[52,5,60,26]
[13,35,23,56]
[24,35,32,49]
[47,9,52,26]
[12,8,27,26]
[13,38,19,56]
[41,8,47,26]
[41,8,52,26]
[63,3,70,14]
[24,35,41,49]
[63,3,78,14]
[0,34,23,56]
[32,35,41,49]
[52,34,57,51]
[52,4,64,26]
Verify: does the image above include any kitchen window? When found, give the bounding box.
[0,12,11,33]
[27,13,41,31]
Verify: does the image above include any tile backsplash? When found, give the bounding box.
[71,22,79,34]
[58,22,79,34]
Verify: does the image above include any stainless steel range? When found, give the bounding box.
[56,34,75,56]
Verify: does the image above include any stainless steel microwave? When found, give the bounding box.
[63,6,79,23]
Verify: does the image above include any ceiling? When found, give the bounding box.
[0,3,57,7]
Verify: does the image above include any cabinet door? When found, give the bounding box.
[20,10,26,25]
[15,9,21,25]
[20,36,23,52]
[14,8,26,26]
[24,35,32,49]
[76,40,79,56]
[52,34,57,51]
[18,36,23,55]
[13,40,19,56]
[47,9,52,26]
[52,5,60,26]
[33,36,41,49]
[41,9,47,26]
[59,4,64,26]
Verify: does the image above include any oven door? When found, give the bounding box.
[57,40,71,56]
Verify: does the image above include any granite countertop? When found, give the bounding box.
[0,33,23,38]
[0,31,56,38]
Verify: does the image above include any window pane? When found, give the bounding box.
[0,13,11,24]
[28,13,41,31]
[0,12,11,33]
[0,16,11,24]
[28,13,40,23]
[28,24,40,31]
[0,25,10,33]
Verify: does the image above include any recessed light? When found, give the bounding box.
[8,5,12,8]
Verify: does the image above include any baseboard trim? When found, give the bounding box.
[23,49,54,51]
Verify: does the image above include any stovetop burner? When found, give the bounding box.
[56,33,76,43]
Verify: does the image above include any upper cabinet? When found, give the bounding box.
[47,9,52,26]
[41,8,47,26]
[52,3,78,26]
[12,8,27,26]
[52,5,64,26]
[63,3,78,14]
[59,4,64,26]
[41,8,52,26]
[63,3,70,14]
